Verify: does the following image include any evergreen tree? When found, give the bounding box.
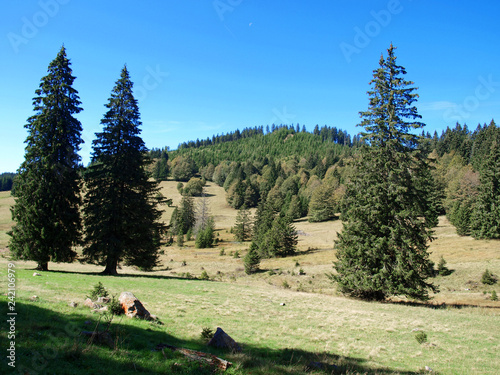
[9,47,83,271]
[333,45,436,301]
[244,242,261,274]
[82,66,166,275]
[470,132,500,239]
[152,156,169,181]
[234,206,252,242]
[171,195,196,236]
[194,194,215,248]
[286,194,303,220]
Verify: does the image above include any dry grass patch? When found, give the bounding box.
[0,191,14,249]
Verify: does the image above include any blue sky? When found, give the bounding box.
[2,0,500,172]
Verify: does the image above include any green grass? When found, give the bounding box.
[1,188,499,374]
[1,264,499,374]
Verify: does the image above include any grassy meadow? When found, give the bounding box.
[0,183,499,374]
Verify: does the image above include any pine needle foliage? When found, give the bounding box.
[9,46,83,271]
[82,66,166,275]
[333,45,437,301]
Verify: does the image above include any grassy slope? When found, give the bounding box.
[1,187,499,374]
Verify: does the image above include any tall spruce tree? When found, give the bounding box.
[470,130,500,239]
[333,45,436,301]
[9,47,83,271]
[82,66,166,275]
[234,206,252,242]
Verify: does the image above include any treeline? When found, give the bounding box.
[176,123,360,151]
[427,120,500,239]
[0,173,16,191]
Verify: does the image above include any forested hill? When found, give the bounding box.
[152,124,360,169]
[148,120,499,234]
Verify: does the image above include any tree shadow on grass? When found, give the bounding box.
[384,299,500,310]
[2,299,422,375]
[42,268,214,282]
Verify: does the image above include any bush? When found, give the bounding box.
[437,256,452,276]
[491,290,498,301]
[415,331,428,344]
[200,270,210,280]
[201,327,214,341]
[482,269,497,285]
[87,282,108,300]
[109,295,124,316]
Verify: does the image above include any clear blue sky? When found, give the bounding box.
[2,0,500,172]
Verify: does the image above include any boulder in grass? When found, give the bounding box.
[118,292,151,320]
[207,327,241,353]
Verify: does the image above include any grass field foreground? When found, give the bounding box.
[1,186,499,374]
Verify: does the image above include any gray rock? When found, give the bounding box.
[207,327,241,352]
[118,292,150,319]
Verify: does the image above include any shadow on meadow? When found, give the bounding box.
[2,300,423,375]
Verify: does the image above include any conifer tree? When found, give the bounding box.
[9,47,83,271]
[470,131,500,239]
[194,195,215,248]
[82,66,166,275]
[244,242,261,274]
[333,45,436,301]
[234,207,252,242]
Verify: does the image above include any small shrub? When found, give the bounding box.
[282,280,290,289]
[491,290,498,301]
[295,261,300,267]
[201,327,214,341]
[109,295,124,316]
[181,260,187,266]
[437,256,452,276]
[415,331,428,344]
[482,269,497,285]
[299,268,306,275]
[87,282,109,300]
[219,248,226,256]
[200,270,210,280]
[233,250,240,259]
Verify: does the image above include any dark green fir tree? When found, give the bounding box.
[244,242,261,274]
[333,45,437,301]
[82,66,166,275]
[9,46,83,271]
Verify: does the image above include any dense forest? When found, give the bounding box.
[0,172,16,191]
[150,120,499,235]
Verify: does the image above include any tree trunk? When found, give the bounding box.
[102,257,118,275]
[36,262,48,271]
